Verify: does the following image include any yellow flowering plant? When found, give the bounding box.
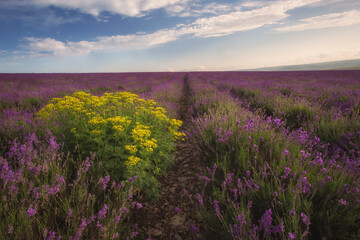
[37,91,185,199]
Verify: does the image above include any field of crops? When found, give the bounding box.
[0,71,359,239]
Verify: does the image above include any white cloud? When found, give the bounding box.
[184,4,287,38]
[166,2,236,17]
[240,1,267,8]
[179,0,322,38]
[1,0,187,17]
[19,0,325,57]
[308,0,360,8]
[22,28,186,57]
[277,10,360,31]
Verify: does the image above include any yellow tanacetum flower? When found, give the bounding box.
[170,119,183,128]
[113,125,124,132]
[125,156,141,166]
[140,139,158,151]
[132,124,151,141]
[71,128,76,133]
[152,110,168,121]
[125,145,137,154]
[173,131,186,141]
[88,116,107,125]
[91,130,101,135]
[107,116,130,126]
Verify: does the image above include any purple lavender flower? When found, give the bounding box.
[339,199,347,205]
[99,175,110,189]
[189,224,200,234]
[196,193,203,206]
[68,209,73,218]
[114,215,122,229]
[27,207,37,217]
[237,213,247,226]
[128,175,138,183]
[288,232,296,239]
[81,157,91,173]
[96,221,103,229]
[8,184,18,195]
[33,187,42,198]
[98,204,108,220]
[213,200,220,217]
[226,173,234,184]
[284,167,291,176]
[260,209,273,238]
[300,212,311,226]
[48,185,60,195]
[174,207,183,214]
[290,209,296,217]
[202,176,211,185]
[46,231,56,240]
[49,136,60,151]
[30,165,42,176]
[273,118,281,126]
[79,218,87,231]
[300,177,312,193]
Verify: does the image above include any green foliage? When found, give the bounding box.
[284,104,315,129]
[311,113,360,145]
[90,86,113,95]
[279,87,293,97]
[22,96,43,110]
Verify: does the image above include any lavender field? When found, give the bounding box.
[1,71,360,240]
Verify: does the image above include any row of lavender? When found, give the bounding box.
[0,73,185,239]
[203,71,359,156]
[186,72,360,239]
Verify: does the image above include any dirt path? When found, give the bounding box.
[136,74,204,239]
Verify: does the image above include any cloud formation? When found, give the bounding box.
[277,10,360,31]
[23,28,186,57]
[19,0,329,57]
[1,0,187,17]
[165,2,235,17]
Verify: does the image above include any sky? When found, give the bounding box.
[0,0,360,72]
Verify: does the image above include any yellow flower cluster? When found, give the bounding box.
[141,139,158,152]
[173,131,186,141]
[37,90,187,168]
[91,130,101,135]
[150,107,168,121]
[125,145,137,154]
[107,116,131,125]
[170,119,183,128]
[125,156,141,166]
[88,116,107,125]
[132,123,158,152]
[132,123,151,140]
[168,119,186,141]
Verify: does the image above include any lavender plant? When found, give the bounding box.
[188,78,360,239]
